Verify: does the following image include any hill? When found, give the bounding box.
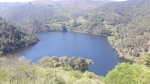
[97,0,150,61]
[0,0,112,32]
[33,0,112,10]
[0,0,150,61]
[0,3,55,32]
[0,17,38,53]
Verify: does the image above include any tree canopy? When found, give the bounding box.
[0,17,38,53]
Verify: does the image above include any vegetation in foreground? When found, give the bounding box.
[0,55,150,84]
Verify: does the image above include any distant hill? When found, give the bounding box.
[33,0,112,10]
[0,2,24,11]
[0,17,38,53]
[0,0,111,32]
[0,3,56,32]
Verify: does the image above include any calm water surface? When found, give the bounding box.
[12,32,122,76]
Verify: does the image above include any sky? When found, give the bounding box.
[0,0,126,2]
[0,0,34,2]
[114,0,126,1]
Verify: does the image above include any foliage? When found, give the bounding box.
[99,0,150,61]
[0,17,38,53]
[0,69,6,82]
[68,57,93,72]
[137,53,150,67]
[0,56,150,84]
[38,56,60,68]
[0,0,150,62]
[1,0,149,57]
[38,56,93,72]
[0,0,150,83]
[105,63,150,84]
[0,2,111,36]
[0,56,102,84]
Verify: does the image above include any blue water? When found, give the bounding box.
[12,32,122,76]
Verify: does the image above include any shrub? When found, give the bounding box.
[105,63,150,84]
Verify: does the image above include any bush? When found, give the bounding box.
[105,63,150,84]
[70,71,82,79]
[68,57,93,72]
[0,69,6,82]
[137,53,150,67]
[37,56,60,68]
[38,56,93,72]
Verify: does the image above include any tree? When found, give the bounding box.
[38,56,93,72]
[137,53,150,67]
[68,57,93,72]
[61,23,67,32]
[105,63,150,84]
[59,56,68,67]
[37,56,60,68]
[72,19,78,27]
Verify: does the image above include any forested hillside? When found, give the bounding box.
[98,0,150,61]
[0,3,55,32]
[67,0,150,61]
[0,0,111,33]
[0,0,150,61]
[0,17,38,53]
[33,0,111,10]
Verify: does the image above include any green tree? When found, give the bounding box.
[105,63,150,84]
[137,53,150,67]
[68,57,93,72]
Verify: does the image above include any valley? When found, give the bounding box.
[0,0,150,83]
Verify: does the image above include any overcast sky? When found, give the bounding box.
[0,0,126,2]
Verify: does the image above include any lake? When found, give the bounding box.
[11,32,122,76]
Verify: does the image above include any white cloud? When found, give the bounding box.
[0,0,35,2]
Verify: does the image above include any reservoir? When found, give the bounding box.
[12,32,122,76]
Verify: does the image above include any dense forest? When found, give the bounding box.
[1,0,149,61]
[0,0,110,32]
[101,0,150,61]
[0,17,38,53]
